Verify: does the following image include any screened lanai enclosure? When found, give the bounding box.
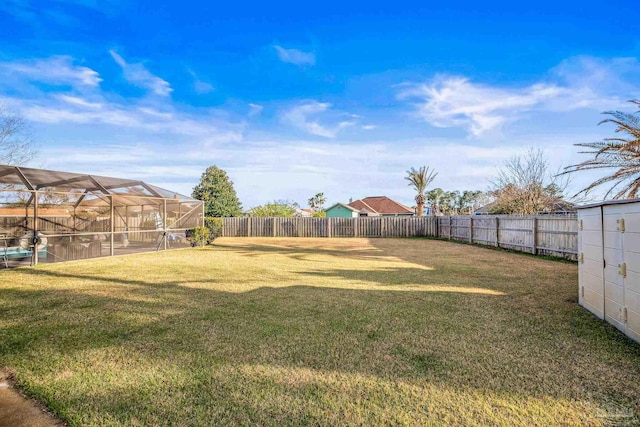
[0,165,204,268]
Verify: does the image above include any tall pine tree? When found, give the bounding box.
[192,166,242,217]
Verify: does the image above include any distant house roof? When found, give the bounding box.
[295,208,315,217]
[326,202,360,213]
[473,203,494,215]
[348,196,413,215]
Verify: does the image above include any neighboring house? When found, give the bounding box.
[472,203,494,215]
[294,208,315,217]
[325,203,360,218]
[348,196,414,217]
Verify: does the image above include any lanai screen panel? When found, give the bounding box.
[0,165,204,268]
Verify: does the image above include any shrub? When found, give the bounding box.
[205,217,224,241]
[190,226,210,247]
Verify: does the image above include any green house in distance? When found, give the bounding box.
[325,203,360,218]
[326,196,415,218]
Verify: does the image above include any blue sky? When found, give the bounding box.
[1,0,639,208]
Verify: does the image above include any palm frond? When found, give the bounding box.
[565,100,640,199]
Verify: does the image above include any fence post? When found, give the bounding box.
[163,199,167,251]
[449,216,452,240]
[327,217,332,238]
[405,218,409,237]
[354,217,359,237]
[109,195,114,257]
[201,202,205,229]
[247,217,251,237]
[532,217,538,255]
[33,190,39,265]
[469,217,473,243]
[381,218,386,238]
[495,217,500,247]
[273,218,277,237]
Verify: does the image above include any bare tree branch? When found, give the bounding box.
[0,104,38,166]
[490,148,572,214]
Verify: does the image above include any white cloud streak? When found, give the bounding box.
[1,55,102,87]
[398,56,640,136]
[187,69,215,94]
[273,45,316,66]
[398,77,562,136]
[109,50,173,96]
[248,103,263,117]
[1,91,244,143]
[194,80,214,94]
[282,101,355,138]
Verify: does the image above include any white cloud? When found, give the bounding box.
[398,56,640,136]
[109,50,173,96]
[187,69,215,94]
[398,76,562,136]
[14,94,244,141]
[56,94,103,108]
[1,55,102,87]
[194,80,214,94]
[273,45,316,66]
[0,54,242,144]
[248,103,263,116]
[282,101,356,138]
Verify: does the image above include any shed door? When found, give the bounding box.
[623,206,640,342]
[578,207,604,319]
[603,205,626,332]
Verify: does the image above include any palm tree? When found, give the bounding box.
[308,192,326,212]
[405,166,437,216]
[426,188,446,216]
[564,100,640,199]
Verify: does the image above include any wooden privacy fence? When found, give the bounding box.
[437,215,578,259]
[222,215,578,259]
[222,216,438,238]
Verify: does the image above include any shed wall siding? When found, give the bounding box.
[623,208,640,341]
[578,207,604,319]
[578,200,640,343]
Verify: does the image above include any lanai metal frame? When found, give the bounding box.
[0,165,204,267]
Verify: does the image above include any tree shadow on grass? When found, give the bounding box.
[1,245,639,425]
[213,239,395,263]
[212,238,572,296]
[26,263,506,293]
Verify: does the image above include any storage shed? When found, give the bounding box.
[577,199,640,343]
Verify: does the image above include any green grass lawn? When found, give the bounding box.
[1,237,639,426]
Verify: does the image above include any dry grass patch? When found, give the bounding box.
[1,237,639,426]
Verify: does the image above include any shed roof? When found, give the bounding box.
[576,198,640,209]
